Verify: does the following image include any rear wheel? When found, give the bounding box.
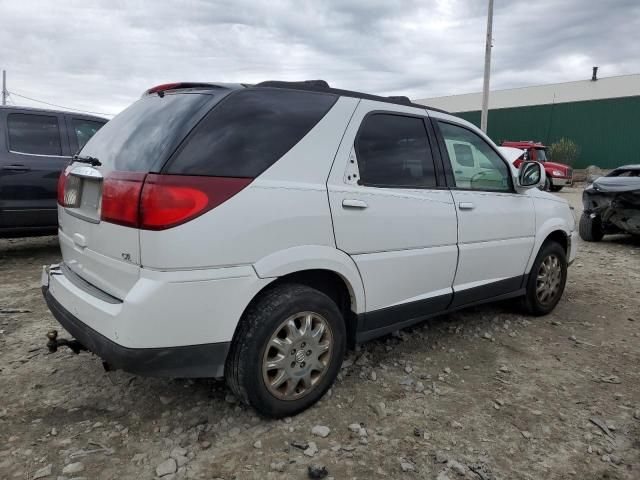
[225,283,346,418]
[579,213,604,242]
[521,241,567,316]
[550,185,563,192]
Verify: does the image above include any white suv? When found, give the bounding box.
[42,80,577,417]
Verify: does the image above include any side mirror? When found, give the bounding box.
[517,161,544,190]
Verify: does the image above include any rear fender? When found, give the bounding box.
[253,245,366,313]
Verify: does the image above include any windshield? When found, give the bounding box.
[535,148,549,162]
[78,91,224,172]
[608,168,640,177]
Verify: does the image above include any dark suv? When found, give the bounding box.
[0,105,107,237]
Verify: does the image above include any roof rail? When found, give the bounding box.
[387,95,412,105]
[253,80,449,113]
[257,80,330,89]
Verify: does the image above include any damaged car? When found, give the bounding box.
[579,164,640,241]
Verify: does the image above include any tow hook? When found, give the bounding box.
[46,329,88,355]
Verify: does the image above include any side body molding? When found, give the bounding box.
[253,245,366,314]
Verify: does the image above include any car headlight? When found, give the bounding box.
[552,170,564,177]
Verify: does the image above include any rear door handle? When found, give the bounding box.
[458,202,475,210]
[454,170,463,174]
[2,164,30,172]
[342,199,368,209]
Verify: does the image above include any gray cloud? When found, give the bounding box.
[0,0,637,116]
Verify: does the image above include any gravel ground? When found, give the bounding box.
[1,187,639,480]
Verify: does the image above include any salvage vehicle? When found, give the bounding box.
[42,81,577,417]
[0,105,106,237]
[502,140,573,192]
[579,164,640,241]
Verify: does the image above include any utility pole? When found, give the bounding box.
[2,70,6,106]
[480,0,494,133]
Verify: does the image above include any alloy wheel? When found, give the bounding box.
[262,311,333,400]
[536,254,562,305]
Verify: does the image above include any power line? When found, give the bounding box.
[7,90,115,117]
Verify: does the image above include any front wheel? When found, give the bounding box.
[579,213,604,242]
[520,241,567,316]
[225,283,346,418]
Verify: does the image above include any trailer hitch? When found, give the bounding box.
[46,330,88,355]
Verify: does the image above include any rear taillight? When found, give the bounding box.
[100,172,146,227]
[139,175,252,230]
[57,168,69,205]
[99,173,252,230]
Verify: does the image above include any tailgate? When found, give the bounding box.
[59,164,140,299]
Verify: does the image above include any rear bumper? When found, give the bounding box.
[41,261,272,377]
[551,177,572,187]
[43,285,230,377]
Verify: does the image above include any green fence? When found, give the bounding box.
[455,95,640,169]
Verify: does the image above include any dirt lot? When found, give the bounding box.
[1,187,639,480]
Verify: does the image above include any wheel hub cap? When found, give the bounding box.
[536,254,562,305]
[262,311,333,400]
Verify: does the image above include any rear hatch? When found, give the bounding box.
[58,86,233,299]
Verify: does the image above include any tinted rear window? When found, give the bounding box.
[165,88,337,177]
[79,92,218,172]
[8,113,62,156]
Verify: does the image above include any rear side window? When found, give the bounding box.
[166,89,337,177]
[355,113,436,188]
[79,92,216,172]
[72,119,105,150]
[7,113,62,156]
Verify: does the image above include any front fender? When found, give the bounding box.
[527,218,572,273]
[253,245,366,313]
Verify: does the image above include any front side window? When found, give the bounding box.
[438,122,511,192]
[536,148,548,162]
[72,119,105,150]
[355,113,436,188]
[7,113,62,156]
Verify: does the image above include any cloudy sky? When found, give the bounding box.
[1,0,638,117]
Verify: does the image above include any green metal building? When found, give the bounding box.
[414,73,640,169]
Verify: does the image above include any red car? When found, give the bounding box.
[502,141,573,192]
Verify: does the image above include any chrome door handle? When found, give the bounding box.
[342,199,368,209]
[458,202,475,210]
[2,164,30,172]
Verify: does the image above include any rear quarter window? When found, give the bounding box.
[166,88,337,177]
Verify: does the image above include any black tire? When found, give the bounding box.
[225,283,346,418]
[520,241,568,316]
[550,185,563,192]
[579,213,604,242]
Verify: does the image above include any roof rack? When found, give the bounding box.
[387,95,412,105]
[254,80,449,113]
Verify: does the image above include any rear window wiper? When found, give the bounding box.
[72,155,102,167]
